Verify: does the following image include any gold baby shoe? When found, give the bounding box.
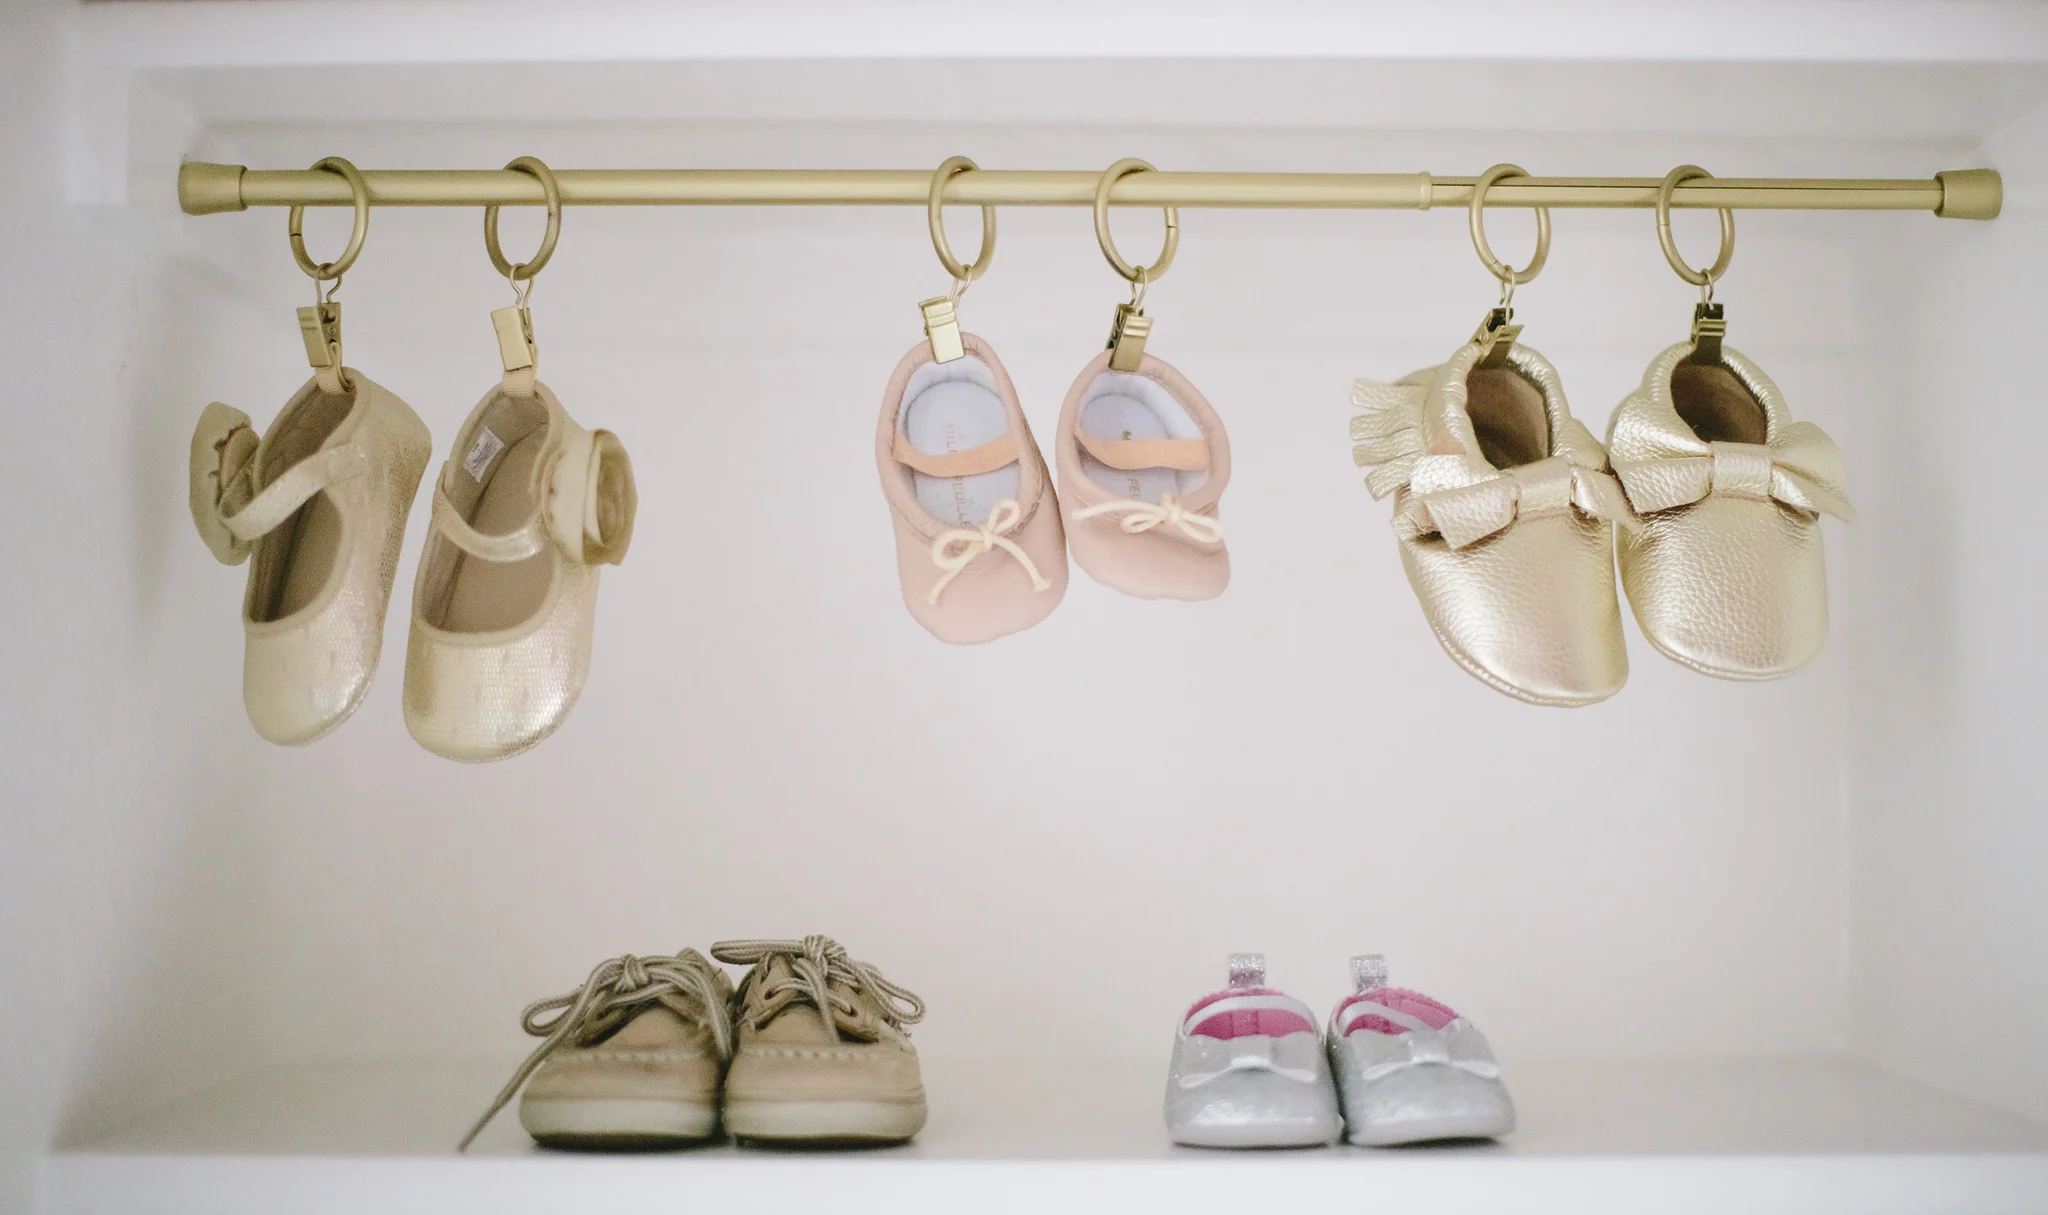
[1349,343,1639,707]
[1607,344,1852,679]
[189,370,431,744]
[403,374,636,762]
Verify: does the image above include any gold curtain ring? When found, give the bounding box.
[927,156,995,284]
[287,156,369,281]
[484,156,563,281]
[1094,158,1179,284]
[1656,165,1735,288]
[1468,163,1550,287]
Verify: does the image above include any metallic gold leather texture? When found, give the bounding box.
[1607,343,1852,680]
[189,371,432,745]
[1350,343,1635,707]
[403,379,636,762]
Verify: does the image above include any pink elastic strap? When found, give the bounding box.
[1076,430,1209,472]
[892,431,1018,478]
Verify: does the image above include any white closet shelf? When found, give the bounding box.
[51,1057,2048,1215]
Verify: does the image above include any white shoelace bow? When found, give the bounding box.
[1073,492,1222,543]
[711,935,924,1043]
[926,499,1051,604]
[457,951,731,1151]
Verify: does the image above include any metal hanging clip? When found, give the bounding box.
[491,274,537,372]
[1106,271,1153,372]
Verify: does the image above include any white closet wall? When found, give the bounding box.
[4,3,2047,1213]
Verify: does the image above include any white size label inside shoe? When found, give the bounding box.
[463,427,505,481]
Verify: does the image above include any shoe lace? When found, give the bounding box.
[711,935,925,1043]
[456,950,732,1151]
[1072,492,1222,543]
[926,499,1052,604]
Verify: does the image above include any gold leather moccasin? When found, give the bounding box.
[1349,342,1639,707]
[1607,343,1852,679]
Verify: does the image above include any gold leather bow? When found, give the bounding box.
[1394,419,1641,550]
[1609,404,1853,521]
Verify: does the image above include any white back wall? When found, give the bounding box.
[1848,103,2048,1122]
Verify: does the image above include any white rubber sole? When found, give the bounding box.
[721,1098,927,1143]
[1345,1110,1515,1146]
[519,1097,719,1147]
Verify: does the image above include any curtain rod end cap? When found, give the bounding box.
[1936,168,2001,220]
[180,162,247,215]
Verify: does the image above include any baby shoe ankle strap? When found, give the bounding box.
[430,484,548,562]
[1076,430,1210,472]
[428,426,638,568]
[890,430,1018,478]
[216,442,369,546]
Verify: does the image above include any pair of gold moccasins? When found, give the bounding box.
[188,362,636,759]
[1349,337,1852,706]
[458,937,927,1151]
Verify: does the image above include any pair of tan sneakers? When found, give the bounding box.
[1348,335,1851,706]
[876,335,1231,644]
[459,937,926,1150]
[188,360,636,759]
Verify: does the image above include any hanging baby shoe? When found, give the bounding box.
[1350,347,1638,707]
[1057,160,1228,601]
[403,158,637,761]
[189,161,431,744]
[1606,167,1853,679]
[1608,345,1851,678]
[189,372,431,744]
[876,157,1067,644]
[1346,167,1638,706]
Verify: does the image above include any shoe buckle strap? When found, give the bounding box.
[219,442,370,544]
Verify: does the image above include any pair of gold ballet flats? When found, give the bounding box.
[1347,336,1852,707]
[190,159,635,760]
[877,157,1229,645]
[189,363,635,758]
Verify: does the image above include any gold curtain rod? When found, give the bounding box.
[178,163,2003,220]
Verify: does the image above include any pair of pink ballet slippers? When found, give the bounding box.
[875,335,1231,644]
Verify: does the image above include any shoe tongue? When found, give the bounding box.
[605,1004,702,1049]
[753,1008,845,1045]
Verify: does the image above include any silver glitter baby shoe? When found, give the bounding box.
[1327,954,1514,1145]
[1164,953,1341,1148]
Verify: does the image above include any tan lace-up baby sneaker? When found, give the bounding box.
[459,950,734,1150]
[1348,343,1640,706]
[711,936,928,1144]
[1607,344,1852,678]
[189,370,431,744]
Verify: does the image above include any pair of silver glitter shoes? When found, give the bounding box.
[1165,953,1513,1148]
[1348,335,1852,706]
